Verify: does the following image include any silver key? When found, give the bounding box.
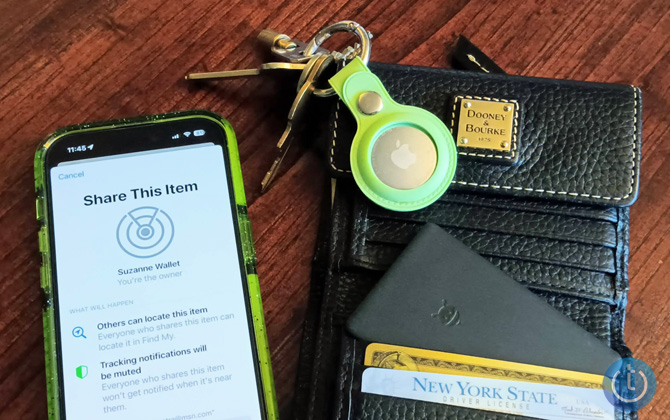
[185,62,306,81]
[260,53,334,192]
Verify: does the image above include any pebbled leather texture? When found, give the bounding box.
[293,63,640,420]
[327,62,642,207]
[293,182,636,420]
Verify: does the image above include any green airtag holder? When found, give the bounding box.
[329,57,457,212]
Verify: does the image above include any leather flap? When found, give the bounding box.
[327,62,642,207]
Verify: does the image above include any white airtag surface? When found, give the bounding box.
[370,126,437,190]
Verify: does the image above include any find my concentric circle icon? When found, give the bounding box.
[116,206,174,258]
[602,357,657,412]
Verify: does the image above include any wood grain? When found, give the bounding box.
[0,0,668,418]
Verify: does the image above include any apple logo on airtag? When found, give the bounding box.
[390,140,418,170]
[371,126,437,190]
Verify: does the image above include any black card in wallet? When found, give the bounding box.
[293,46,641,420]
[347,223,621,375]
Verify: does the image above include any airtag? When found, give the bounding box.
[329,58,457,212]
[371,126,437,190]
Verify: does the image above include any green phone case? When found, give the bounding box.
[34,110,278,420]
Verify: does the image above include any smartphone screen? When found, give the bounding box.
[43,117,266,420]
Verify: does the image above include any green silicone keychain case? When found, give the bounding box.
[34,110,278,420]
[329,57,458,212]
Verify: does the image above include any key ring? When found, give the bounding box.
[303,21,372,97]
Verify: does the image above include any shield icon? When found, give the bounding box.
[75,365,88,379]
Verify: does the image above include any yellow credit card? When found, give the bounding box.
[364,343,604,389]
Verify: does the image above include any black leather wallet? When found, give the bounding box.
[293,53,641,420]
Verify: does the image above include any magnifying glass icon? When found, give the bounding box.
[72,326,86,339]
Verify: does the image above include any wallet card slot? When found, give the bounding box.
[433,191,620,224]
[357,227,616,274]
[427,228,615,273]
[344,189,622,303]
[488,258,615,302]
[356,392,543,420]
[338,335,547,420]
[533,292,613,343]
[338,321,617,420]
[364,210,617,249]
[350,242,615,303]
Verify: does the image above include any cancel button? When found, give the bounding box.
[58,171,84,180]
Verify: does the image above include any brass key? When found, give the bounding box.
[257,29,330,63]
[260,53,334,192]
[185,62,306,80]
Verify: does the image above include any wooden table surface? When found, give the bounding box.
[1,0,669,419]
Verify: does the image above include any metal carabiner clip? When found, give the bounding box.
[303,20,373,97]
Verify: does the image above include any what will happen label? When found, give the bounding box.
[361,367,614,420]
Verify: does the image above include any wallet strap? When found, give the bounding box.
[451,35,507,74]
